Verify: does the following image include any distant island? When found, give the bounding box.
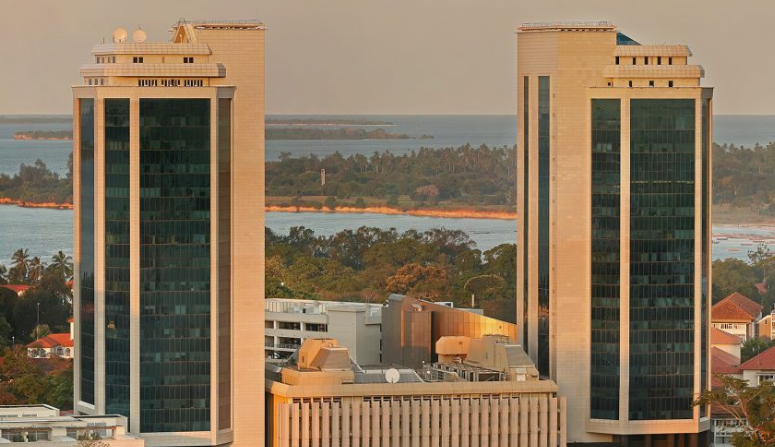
[14,130,72,141]
[266,127,432,140]
[266,118,393,126]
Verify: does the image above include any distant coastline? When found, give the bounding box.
[0,198,72,210]
[266,118,394,126]
[0,198,514,220]
[265,204,516,220]
[13,130,72,141]
[266,127,431,140]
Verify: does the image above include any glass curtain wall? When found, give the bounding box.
[139,99,211,432]
[629,99,695,420]
[104,99,131,416]
[590,99,621,420]
[537,76,551,376]
[79,98,95,405]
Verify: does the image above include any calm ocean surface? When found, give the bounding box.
[2,115,775,264]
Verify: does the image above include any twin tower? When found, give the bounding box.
[517,22,712,444]
[72,20,712,447]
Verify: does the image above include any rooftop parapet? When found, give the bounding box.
[614,44,691,57]
[519,21,615,32]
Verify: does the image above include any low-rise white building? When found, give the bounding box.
[265,298,382,365]
[740,345,775,385]
[0,405,142,447]
[26,319,74,359]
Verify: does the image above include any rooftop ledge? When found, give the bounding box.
[519,21,616,32]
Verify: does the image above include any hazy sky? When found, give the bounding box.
[0,0,770,115]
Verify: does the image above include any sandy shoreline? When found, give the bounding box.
[265,205,517,220]
[0,199,516,220]
[0,198,73,210]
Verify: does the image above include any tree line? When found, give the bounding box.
[0,250,74,409]
[266,226,517,323]
[267,144,517,208]
[714,141,775,213]
[0,249,73,348]
[0,157,72,205]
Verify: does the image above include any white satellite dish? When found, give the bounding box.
[133,28,147,43]
[112,27,128,44]
[385,368,400,384]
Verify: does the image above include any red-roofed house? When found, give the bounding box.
[712,292,764,341]
[740,345,775,386]
[711,347,742,387]
[711,327,743,359]
[26,319,74,359]
[0,284,31,296]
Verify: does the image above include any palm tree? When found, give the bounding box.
[28,257,46,283]
[11,248,30,281]
[50,251,73,278]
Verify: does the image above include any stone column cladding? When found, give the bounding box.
[272,397,565,447]
[193,26,266,447]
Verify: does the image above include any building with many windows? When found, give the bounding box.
[265,298,382,365]
[516,21,712,444]
[265,337,566,447]
[72,20,265,447]
[0,405,142,447]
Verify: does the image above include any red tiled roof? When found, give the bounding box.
[740,346,775,371]
[712,347,741,374]
[27,333,73,349]
[712,292,763,322]
[0,284,30,294]
[755,282,768,294]
[711,327,743,345]
[712,347,742,388]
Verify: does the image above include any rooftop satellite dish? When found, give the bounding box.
[133,28,147,43]
[385,368,400,384]
[112,27,128,44]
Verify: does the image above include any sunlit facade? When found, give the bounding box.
[516,21,712,445]
[72,20,265,447]
[382,294,517,369]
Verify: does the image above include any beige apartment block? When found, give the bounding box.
[265,298,382,365]
[0,405,142,447]
[266,337,567,447]
[516,22,712,445]
[72,20,265,447]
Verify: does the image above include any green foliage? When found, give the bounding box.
[0,250,73,347]
[741,337,775,363]
[266,145,516,210]
[266,226,517,323]
[0,159,72,205]
[324,196,337,210]
[694,375,775,447]
[714,142,775,213]
[713,258,762,304]
[0,347,73,409]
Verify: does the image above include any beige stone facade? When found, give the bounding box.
[0,405,142,447]
[516,22,712,443]
[266,338,566,447]
[72,20,265,447]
